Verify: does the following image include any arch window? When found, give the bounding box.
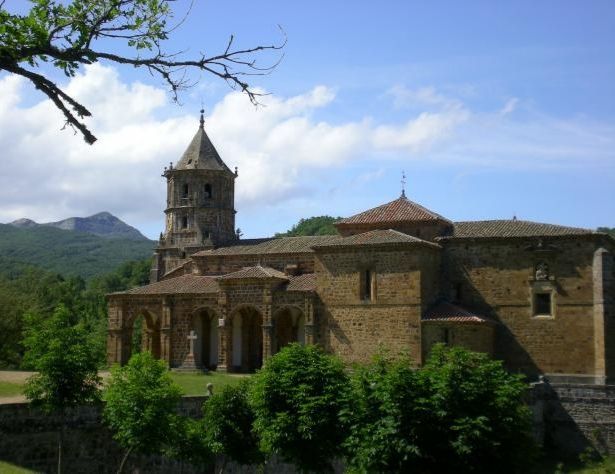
[181,216,188,229]
[204,183,212,199]
[181,183,189,198]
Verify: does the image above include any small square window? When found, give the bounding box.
[534,293,552,316]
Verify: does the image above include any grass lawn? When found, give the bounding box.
[0,461,36,473]
[169,371,249,396]
[0,381,23,397]
[567,456,615,473]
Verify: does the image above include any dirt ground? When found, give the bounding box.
[0,371,111,404]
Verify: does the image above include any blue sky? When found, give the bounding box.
[0,0,613,239]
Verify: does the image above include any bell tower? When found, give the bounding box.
[151,110,237,281]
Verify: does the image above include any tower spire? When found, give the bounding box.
[199,108,205,129]
[401,170,407,198]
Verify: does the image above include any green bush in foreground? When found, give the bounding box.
[249,343,350,473]
[103,352,183,473]
[22,305,101,474]
[202,380,262,468]
[343,345,536,473]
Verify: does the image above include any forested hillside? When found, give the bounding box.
[0,224,154,279]
[0,259,151,369]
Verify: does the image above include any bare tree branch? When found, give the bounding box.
[0,0,285,144]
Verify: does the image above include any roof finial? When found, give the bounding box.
[401,170,407,198]
[199,107,205,129]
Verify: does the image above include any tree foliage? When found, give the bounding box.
[22,304,101,474]
[598,227,615,238]
[276,216,341,237]
[249,343,350,473]
[0,0,284,143]
[103,351,183,472]
[0,257,151,369]
[22,304,102,411]
[202,380,263,467]
[342,345,535,474]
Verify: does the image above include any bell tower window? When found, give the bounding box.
[204,183,212,199]
[181,216,188,229]
[182,183,189,198]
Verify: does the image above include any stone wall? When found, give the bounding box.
[0,397,207,474]
[442,237,602,378]
[530,382,615,457]
[421,322,495,361]
[194,252,316,276]
[315,246,440,364]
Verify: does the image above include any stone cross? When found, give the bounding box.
[187,330,198,356]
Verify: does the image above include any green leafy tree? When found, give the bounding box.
[164,416,212,471]
[22,305,101,474]
[249,343,350,473]
[103,351,183,473]
[598,227,615,238]
[276,216,341,237]
[202,380,263,470]
[0,0,284,144]
[341,353,425,473]
[343,345,535,474]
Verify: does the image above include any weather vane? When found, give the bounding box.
[401,170,407,198]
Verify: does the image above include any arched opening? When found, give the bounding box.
[191,308,219,369]
[230,306,263,372]
[273,307,305,354]
[125,310,160,363]
[204,183,212,199]
[182,183,189,198]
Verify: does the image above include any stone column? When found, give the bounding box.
[594,247,614,383]
[262,288,273,360]
[107,300,124,365]
[216,292,231,372]
[161,298,172,366]
[106,329,123,365]
[304,297,315,345]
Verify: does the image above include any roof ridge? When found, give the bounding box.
[337,195,451,225]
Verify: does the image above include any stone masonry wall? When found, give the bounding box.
[315,246,440,364]
[530,383,615,456]
[194,252,316,276]
[443,238,600,378]
[0,397,207,474]
[421,322,495,361]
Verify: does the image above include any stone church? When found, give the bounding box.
[107,111,614,384]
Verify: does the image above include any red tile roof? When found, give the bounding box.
[440,220,594,239]
[110,275,219,296]
[337,196,451,226]
[216,265,289,281]
[423,302,493,324]
[285,273,316,292]
[311,229,441,250]
[193,235,343,257]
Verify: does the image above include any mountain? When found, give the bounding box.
[0,223,155,280]
[9,212,148,241]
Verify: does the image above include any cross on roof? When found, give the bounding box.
[401,170,407,198]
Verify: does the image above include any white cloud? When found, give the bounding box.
[0,66,613,238]
[499,97,519,116]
